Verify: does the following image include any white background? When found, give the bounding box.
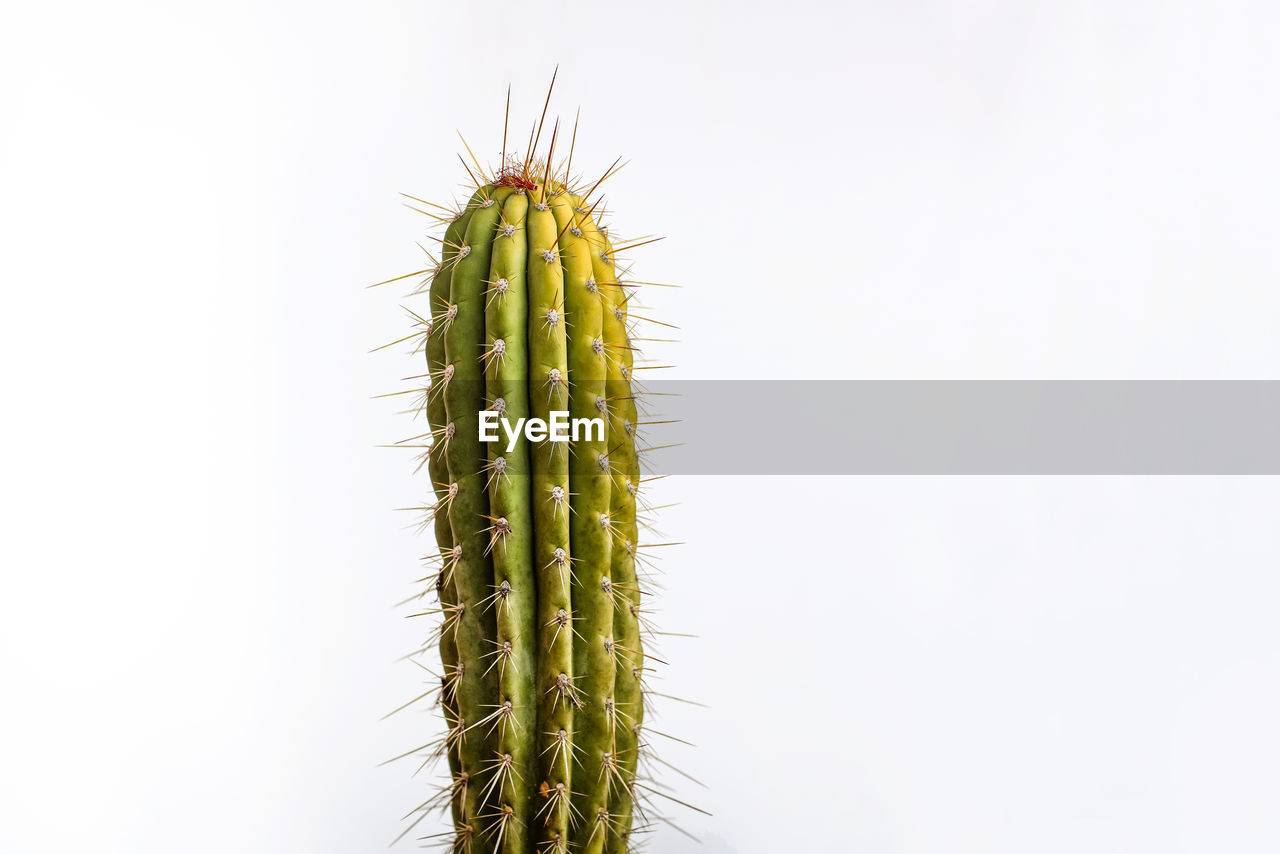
[3,1,1280,852]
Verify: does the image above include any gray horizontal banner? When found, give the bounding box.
[630,381,1280,474]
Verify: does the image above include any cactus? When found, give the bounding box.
[385,90,668,854]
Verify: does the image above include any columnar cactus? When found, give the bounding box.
[394,106,658,853]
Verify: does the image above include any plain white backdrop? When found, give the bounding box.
[3,1,1280,852]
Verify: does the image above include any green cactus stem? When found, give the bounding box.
[399,128,657,853]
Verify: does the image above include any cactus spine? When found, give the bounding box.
[402,105,653,853]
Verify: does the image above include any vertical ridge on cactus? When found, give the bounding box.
[386,87,674,853]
